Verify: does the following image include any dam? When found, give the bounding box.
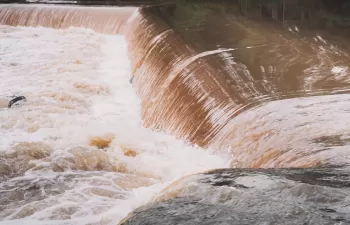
[1,0,350,224]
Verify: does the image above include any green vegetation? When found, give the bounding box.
[157,0,350,29]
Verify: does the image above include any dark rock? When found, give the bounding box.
[120,168,350,225]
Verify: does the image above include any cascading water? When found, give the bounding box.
[1,1,350,224]
[0,4,228,224]
[0,4,134,33]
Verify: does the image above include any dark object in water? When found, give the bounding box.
[129,76,134,84]
[8,96,26,108]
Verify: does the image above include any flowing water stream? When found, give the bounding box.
[1,1,350,224]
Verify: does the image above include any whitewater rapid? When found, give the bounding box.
[0,25,228,224]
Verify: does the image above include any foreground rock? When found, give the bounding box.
[120,168,350,225]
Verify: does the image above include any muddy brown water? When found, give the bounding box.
[1,1,350,224]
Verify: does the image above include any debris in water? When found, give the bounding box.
[129,75,134,84]
[8,96,26,108]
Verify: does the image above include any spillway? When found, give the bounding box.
[1,1,350,224]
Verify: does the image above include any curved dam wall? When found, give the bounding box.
[1,2,350,168]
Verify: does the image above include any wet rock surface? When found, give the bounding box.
[120,168,350,225]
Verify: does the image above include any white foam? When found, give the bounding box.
[0,25,228,224]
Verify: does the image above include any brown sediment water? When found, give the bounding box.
[0,4,135,33]
[125,6,350,168]
[1,2,350,223]
[1,3,350,168]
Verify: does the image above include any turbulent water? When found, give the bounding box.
[0,14,227,224]
[1,1,350,225]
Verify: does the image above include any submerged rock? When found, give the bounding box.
[120,168,350,225]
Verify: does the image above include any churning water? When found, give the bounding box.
[1,1,350,225]
[0,24,227,224]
